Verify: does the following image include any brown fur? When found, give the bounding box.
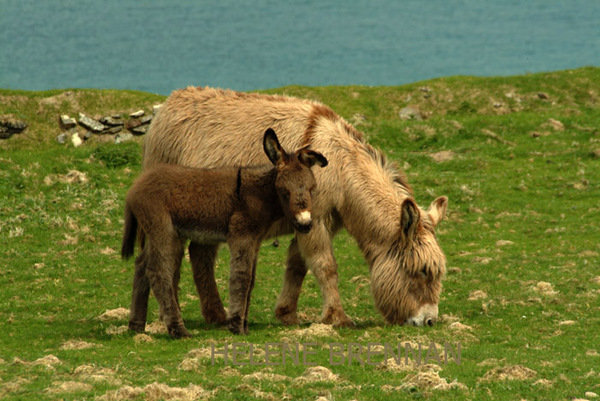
[143,87,448,327]
[122,129,327,337]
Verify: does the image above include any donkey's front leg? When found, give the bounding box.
[226,238,259,335]
[274,237,307,325]
[295,223,355,328]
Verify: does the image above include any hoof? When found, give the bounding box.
[129,322,146,333]
[332,318,356,329]
[168,324,192,339]
[204,309,227,325]
[321,308,356,328]
[275,307,300,326]
[226,316,244,335]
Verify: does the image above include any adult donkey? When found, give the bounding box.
[143,87,448,327]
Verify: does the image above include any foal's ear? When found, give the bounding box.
[263,128,288,165]
[427,196,448,227]
[400,198,421,238]
[298,148,328,168]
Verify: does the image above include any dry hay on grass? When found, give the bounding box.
[477,358,506,367]
[480,365,537,382]
[284,323,339,341]
[134,333,154,343]
[43,170,89,185]
[293,366,340,384]
[531,281,558,296]
[13,354,61,370]
[179,347,225,372]
[468,290,488,301]
[429,150,456,163]
[97,307,130,322]
[105,325,129,335]
[448,321,473,332]
[45,381,94,395]
[98,382,209,401]
[235,384,279,401]
[381,363,466,392]
[0,378,31,397]
[378,357,440,374]
[400,370,467,392]
[59,340,100,350]
[534,378,554,388]
[243,369,290,382]
[146,320,169,335]
[73,364,121,385]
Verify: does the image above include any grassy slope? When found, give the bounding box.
[0,67,599,400]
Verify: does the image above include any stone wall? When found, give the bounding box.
[57,105,162,147]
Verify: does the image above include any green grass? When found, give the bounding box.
[1,67,599,400]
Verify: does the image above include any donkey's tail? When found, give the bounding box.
[121,203,138,260]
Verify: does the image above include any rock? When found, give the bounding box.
[80,131,93,141]
[399,106,423,121]
[537,92,549,100]
[78,113,106,132]
[102,126,123,135]
[71,133,83,147]
[586,391,598,398]
[140,115,153,125]
[0,127,11,139]
[153,104,163,114]
[57,133,68,144]
[115,132,134,144]
[130,110,145,118]
[59,114,77,129]
[131,124,149,135]
[0,115,27,139]
[100,116,124,127]
[126,118,143,130]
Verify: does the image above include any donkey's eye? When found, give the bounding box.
[420,266,429,277]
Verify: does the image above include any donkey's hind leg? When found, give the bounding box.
[189,242,226,325]
[129,252,150,333]
[242,257,258,334]
[274,237,308,325]
[145,238,190,338]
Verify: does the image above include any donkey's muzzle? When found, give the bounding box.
[296,222,313,234]
[294,211,313,234]
[405,303,439,327]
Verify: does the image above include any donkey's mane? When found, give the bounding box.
[305,103,413,197]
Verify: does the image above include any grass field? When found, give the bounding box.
[1,67,599,400]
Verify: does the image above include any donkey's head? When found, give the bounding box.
[263,128,328,234]
[370,196,448,327]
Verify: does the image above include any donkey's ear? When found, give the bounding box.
[400,198,421,238]
[427,196,448,227]
[298,149,328,168]
[263,128,287,165]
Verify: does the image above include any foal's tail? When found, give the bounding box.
[121,203,138,260]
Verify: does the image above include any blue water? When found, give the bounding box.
[1,0,599,95]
